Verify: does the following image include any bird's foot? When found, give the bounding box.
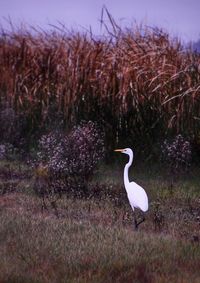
[134,216,145,230]
[134,219,138,230]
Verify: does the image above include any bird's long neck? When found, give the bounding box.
[124,153,133,188]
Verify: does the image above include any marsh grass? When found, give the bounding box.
[1,194,200,283]
[0,16,200,150]
[1,160,200,282]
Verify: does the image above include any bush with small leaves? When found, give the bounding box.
[36,121,105,195]
[0,143,16,160]
[0,144,6,160]
[161,134,191,175]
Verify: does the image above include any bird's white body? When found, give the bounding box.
[126,181,148,212]
[115,148,148,228]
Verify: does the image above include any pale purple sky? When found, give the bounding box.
[0,0,200,42]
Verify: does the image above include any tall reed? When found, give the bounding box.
[0,19,200,152]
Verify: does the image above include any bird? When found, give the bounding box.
[114,148,148,229]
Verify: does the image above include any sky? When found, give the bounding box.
[0,0,200,42]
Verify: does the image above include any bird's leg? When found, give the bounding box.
[136,214,145,227]
[133,213,145,230]
[133,213,138,230]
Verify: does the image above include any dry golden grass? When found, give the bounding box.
[0,20,200,145]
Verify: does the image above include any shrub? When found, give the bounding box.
[0,143,16,160]
[161,134,192,175]
[35,121,105,194]
[0,144,7,160]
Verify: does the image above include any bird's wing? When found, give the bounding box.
[126,182,148,212]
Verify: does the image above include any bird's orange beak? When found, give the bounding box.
[114,149,124,152]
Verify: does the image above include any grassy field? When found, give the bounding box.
[0,160,200,283]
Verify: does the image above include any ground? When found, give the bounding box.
[0,160,200,283]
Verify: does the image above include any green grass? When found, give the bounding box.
[0,160,200,283]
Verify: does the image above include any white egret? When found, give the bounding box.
[114,148,148,229]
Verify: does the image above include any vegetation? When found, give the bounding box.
[35,121,104,179]
[0,12,200,154]
[1,160,200,283]
[0,10,200,283]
